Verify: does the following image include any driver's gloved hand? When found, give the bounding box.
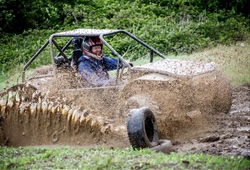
[54,56,68,67]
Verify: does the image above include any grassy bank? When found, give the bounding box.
[178,40,250,86]
[0,146,249,169]
[156,39,250,86]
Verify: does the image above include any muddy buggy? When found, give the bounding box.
[0,29,232,151]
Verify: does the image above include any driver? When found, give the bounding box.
[77,37,123,87]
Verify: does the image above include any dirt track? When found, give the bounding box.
[172,83,250,158]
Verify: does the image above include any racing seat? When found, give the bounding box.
[70,37,84,70]
[70,49,83,70]
[54,37,83,70]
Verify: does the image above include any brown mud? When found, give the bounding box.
[172,83,250,158]
[0,66,249,158]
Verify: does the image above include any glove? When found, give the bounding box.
[54,56,68,67]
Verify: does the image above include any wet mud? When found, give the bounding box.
[172,83,250,158]
[0,65,249,158]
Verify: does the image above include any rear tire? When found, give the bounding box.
[126,107,159,149]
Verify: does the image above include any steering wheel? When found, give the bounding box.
[115,59,132,85]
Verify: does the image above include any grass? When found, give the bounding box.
[184,41,250,86]
[0,146,249,170]
[0,64,35,91]
[165,40,250,86]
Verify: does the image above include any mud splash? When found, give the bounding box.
[1,66,248,158]
[0,83,128,148]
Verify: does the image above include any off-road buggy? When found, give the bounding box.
[0,29,232,151]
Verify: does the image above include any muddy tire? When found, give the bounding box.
[126,107,159,149]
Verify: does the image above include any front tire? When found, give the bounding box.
[126,107,159,149]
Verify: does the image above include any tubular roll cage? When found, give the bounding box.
[22,29,166,82]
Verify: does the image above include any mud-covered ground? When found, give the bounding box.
[172,83,250,158]
[0,65,249,159]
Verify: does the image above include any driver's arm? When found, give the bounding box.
[78,62,114,87]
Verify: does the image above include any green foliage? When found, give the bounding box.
[0,29,55,73]
[1,0,249,34]
[0,0,249,75]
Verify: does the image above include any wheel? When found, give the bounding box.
[126,107,159,149]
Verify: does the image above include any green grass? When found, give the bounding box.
[0,64,36,91]
[162,40,250,86]
[0,72,21,91]
[0,146,249,170]
[178,41,250,86]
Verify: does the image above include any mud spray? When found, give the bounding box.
[0,65,249,157]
